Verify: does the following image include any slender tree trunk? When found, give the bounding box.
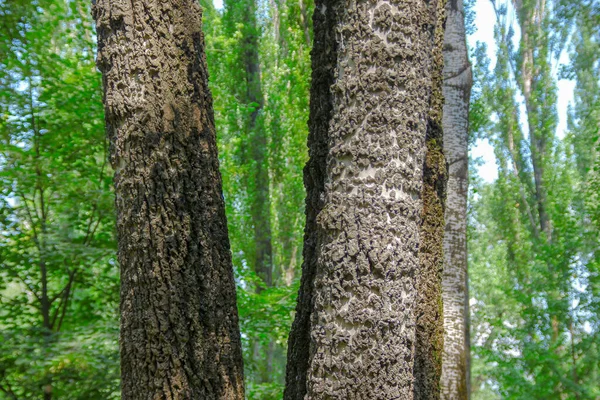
[440,0,472,397]
[31,85,54,400]
[513,0,551,240]
[284,1,442,398]
[414,0,448,397]
[298,0,312,47]
[511,0,555,240]
[241,0,273,293]
[270,0,281,45]
[236,0,276,382]
[93,1,245,399]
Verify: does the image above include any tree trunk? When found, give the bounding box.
[298,0,312,46]
[440,0,472,397]
[284,1,442,398]
[414,0,448,397]
[233,0,275,382]
[241,0,273,293]
[93,1,245,399]
[513,0,551,240]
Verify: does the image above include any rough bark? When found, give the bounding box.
[93,1,245,399]
[413,0,448,397]
[440,0,472,397]
[284,1,442,398]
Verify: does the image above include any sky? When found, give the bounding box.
[211,0,575,183]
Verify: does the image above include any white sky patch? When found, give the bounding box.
[469,0,499,183]
[556,48,576,139]
[471,139,498,182]
[471,0,497,65]
[213,0,223,9]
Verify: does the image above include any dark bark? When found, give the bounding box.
[93,1,245,399]
[284,1,442,398]
[414,0,448,397]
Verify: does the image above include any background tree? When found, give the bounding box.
[92,0,245,398]
[440,0,473,397]
[284,0,445,398]
[468,0,600,397]
[221,0,275,385]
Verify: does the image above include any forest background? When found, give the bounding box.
[0,0,598,398]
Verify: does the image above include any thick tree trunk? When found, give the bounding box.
[440,0,472,398]
[284,1,442,398]
[93,1,245,399]
[414,0,448,398]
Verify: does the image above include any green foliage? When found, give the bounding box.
[1,0,312,397]
[0,0,597,399]
[469,0,600,398]
[203,0,312,394]
[0,0,119,397]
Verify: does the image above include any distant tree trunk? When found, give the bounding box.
[284,1,443,398]
[235,0,275,382]
[298,0,312,46]
[414,0,448,397]
[513,0,551,240]
[440,0,472,397]
[241,0,273,295]
[93,1,245,399]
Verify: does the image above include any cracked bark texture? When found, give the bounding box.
[284,1,442,398]
[414,0,448,397]
[92,1,245,399]
[440,0,472,398]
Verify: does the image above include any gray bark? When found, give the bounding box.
[93,1,245,398]
[440,0,472,397]
[284,1,442,398]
